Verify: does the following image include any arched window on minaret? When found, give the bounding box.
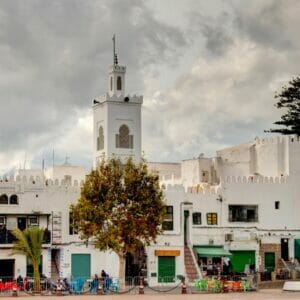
[117,76,122,90]
[110,77,113,91]
[97,126,104,151]
[116,124,133,149]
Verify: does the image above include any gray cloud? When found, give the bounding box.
[0,0,186,170]
[0,0,299,173]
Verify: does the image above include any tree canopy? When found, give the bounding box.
[266,76,300,136]
[70,157,165,281]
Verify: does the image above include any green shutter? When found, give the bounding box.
[230,251,255,273]
[295,239,300,262]
[158,256,175,283]
[264,252,275,272]
[71,254,91,280]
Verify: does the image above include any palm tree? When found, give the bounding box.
[11,227,44,292]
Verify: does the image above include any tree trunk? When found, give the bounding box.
[118,253,126,290]
[33,260,40,293]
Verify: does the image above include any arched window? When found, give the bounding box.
[0,194,8,205]
[97,126,104,150]
[9,194,18,205]
[116,124,133,149]
[117,76,122,90]
[110,77,113,91]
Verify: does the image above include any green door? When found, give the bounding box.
[231,251,255,273]
[265,252,275,272]
[158,256,175,283]
[295,239,300,262]
[71,254,91,279]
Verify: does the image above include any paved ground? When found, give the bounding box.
[2,290,300,299]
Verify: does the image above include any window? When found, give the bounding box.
[97,126,104,150]
[28,216,39,226]
[202,171,209,183]
[110,77,113,91]
[69,212,78,235]
[228,205,258,222]
[64,175,72,185]
[117,76,122,90]
[115,124,133,149]
[207,213,218,225]
[162,206,173,231]
[0,194,8,204]
[9,194,18,205]
[0,216,6,225]
[192,212,202,225]
[275,201,280,209]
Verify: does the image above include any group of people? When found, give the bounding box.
[16,274,51,291]
[90,270,112,293]
[12,270,112,294]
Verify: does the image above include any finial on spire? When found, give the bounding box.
[112,34,118,65]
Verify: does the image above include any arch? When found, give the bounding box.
[110,76,113,91]
[97,126,104,150]
[115,124,133,149]
[117,76,122,90]
[9,194,18,205]
[0,194,8,204]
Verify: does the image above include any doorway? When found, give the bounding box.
[265,252,275,272]
[71,254,91,280]
[184,210,189,245]
[125,247,147,284]
[281,238,289,261]
[0,259,15,279]
[17,217,27,230]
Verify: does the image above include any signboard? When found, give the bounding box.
[154,250,180,256]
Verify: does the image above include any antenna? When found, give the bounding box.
[112,34,118,65]
[52,148,55,168]
[23,152,27,170]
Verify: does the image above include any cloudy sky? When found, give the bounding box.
[0,0,299,174]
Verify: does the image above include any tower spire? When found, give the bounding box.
[112,34,118,65]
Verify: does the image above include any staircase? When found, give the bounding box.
[51,250,60,281]
[184,246,199,282]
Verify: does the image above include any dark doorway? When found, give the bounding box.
[125,247,147,284]
[17,217,27,230]
[281,238,289,261]
[0,259,14,279]
[184,210,189,245]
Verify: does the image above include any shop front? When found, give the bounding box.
[193,246,232,276]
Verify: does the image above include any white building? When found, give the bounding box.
[1,43,300,285]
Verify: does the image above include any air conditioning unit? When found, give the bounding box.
[225,233,233,242]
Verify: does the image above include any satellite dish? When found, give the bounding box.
[124,97,129,102]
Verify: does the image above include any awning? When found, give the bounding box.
[194,246,232,257]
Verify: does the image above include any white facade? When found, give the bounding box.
[0,164,119,280]
[150,135,300,284]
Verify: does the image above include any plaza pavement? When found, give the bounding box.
[4,290,300,300]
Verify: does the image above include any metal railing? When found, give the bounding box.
[0,229,51,244]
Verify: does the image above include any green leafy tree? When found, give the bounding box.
[71,157,165,286]
[266,77,300,136]
[11,227,44,292]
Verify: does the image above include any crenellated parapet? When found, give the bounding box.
[94,93,143,104]
[221,175,288,184]
[0,175,84,191]
[254,135,300,145]
[187,185,221,195]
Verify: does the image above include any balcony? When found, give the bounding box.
[0,228,51,244]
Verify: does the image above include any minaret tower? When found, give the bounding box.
[92,35,143,167]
